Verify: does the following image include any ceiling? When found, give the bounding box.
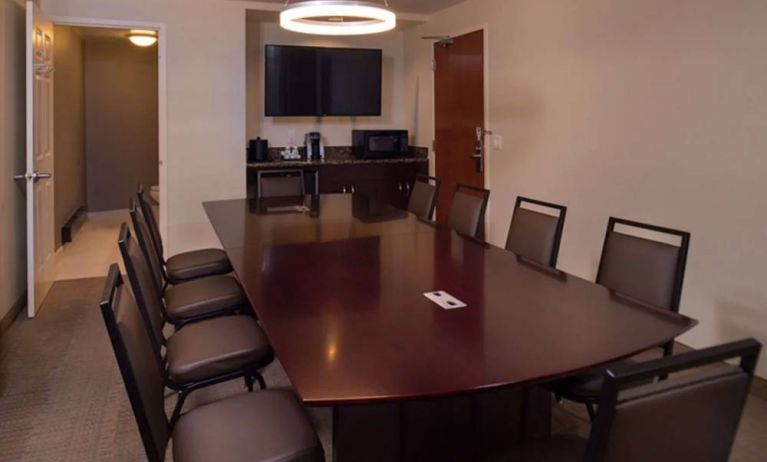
[247,0,465,15]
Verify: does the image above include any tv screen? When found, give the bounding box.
[265,45,382,117]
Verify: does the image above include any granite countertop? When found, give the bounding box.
[248,145,429,168]
[247,157,429,168]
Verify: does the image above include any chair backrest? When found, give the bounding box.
[586,339,761,462]
[137,184,165,264]
[447,183,490,238]
[505,196,567,267]
[130,200,167,291]
[100,264,169,462]
[118,222,167,364]
[597,217,690,312]
[407,175,441,220]
[258,170,305,198]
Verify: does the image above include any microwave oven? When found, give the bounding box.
[352,130,409,159]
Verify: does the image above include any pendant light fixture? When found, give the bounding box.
[280,1,396,36]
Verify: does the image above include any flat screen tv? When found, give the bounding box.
[265,45,382,117]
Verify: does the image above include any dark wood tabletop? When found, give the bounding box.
[204,194,697,406]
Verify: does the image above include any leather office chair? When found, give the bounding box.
[118,227,274,413]
[258,169,305,198]
[551,217,691,419]
[129,206,248,325]
[137,185,232,284]
[407,174,441,220]
[505,196,567,267]
[100,267,324,462]
[447,183,490,239]
[508,339,760,462]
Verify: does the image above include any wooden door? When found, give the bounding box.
[25,1,56,317]
[434,30,485,224]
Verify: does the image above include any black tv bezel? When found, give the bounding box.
[264,44,383,117]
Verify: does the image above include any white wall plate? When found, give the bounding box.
[424,291,468,310]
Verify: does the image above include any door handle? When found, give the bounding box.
[15,172,52,182]
[32,172,52,181]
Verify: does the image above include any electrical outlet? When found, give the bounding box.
[492,134,503,151]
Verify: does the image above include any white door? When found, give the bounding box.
[23,1,55,317]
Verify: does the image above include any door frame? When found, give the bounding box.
[430,23,492,238]
[49,15,168,250]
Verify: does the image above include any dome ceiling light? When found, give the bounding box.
[128,30,158,47]
[280,1,397,36]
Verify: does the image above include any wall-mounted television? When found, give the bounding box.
[265,45,382,117]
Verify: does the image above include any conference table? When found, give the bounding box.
[204,193,697,462]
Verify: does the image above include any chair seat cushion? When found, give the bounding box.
[165,275,246,321]
[165,316,273,383]
[504,435,587,462]
[167,248,232,283]
[173,390,324,462]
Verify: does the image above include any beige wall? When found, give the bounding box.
[0,0,27,324]
[84,36,158,212]
[53,25,85,246]
[42,0,252,250]
[404,0,767,376]
[247,21,406,147]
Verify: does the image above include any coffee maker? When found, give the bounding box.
[305,132,324,161]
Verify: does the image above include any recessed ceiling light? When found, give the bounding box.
[281,1,396,36]
[128,30,158,47]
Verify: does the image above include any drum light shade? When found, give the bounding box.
[280,1,396,36]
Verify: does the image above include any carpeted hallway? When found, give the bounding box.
[0,278,765,461]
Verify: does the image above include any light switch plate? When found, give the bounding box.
[424,291,468,310]
[492,134,503,151]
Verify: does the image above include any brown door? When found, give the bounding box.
[434,30,485,224]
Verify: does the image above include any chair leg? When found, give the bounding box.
[255,372,267,390]
[585,402,596,422]
[169,390,189,429]
[244,375,254,392]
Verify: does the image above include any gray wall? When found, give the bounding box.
[53,25,85,247]
[0,0,28,326]
[84,36,158,212]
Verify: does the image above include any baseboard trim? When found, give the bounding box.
[61,205,86,245]
[0,292,27,336]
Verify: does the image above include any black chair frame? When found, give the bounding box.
[137,184,166,272]
[412,174,441,220]
[512,196,568,267]
[257,169,307,198]
[453,183,491,238]
[101,266,269,461]
[597,217,691,358]
[117,228,267,422]
[100,265,169,462]
[585,338,761,461]
[121,219,241,329]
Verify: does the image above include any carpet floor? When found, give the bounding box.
[0,278,764,461]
